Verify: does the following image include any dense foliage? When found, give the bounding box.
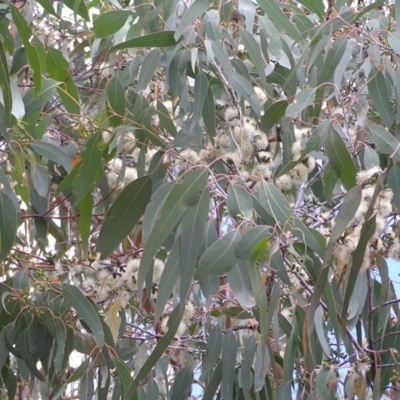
[2,0,400,398]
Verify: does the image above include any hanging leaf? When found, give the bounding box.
[194,230,241,280]
[97,175,152,258]
[62,284,105,349]
[368,68,394,128]
[106,77,125,127]
[325,124,357,190]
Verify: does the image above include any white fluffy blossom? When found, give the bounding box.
[356,166,382,184]
[276,174,293,191]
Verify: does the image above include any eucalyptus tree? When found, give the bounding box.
[1,0,400,399]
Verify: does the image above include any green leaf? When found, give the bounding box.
[235,225,271,260]
[232,74,261,117]
[366,124,400,163]
[368,68,394,128]
[29,142,72,173]
[194,230,241,280]
[257,0,303,43]
[155,238,181,322]
[170,367,193,400]
[93,11,131,38]
[295,0,324,21]
[325,124,357,190]
[11,5,42,96]
[111,31,178,52]
[78,191,92,259]
[286,88,316,117]
[46,48,80,115]
[0,41,11,127]
[135,49,161,93]
[180,187,210,300]
[174,0,214,40]
[240,335,256,398]
[388,166,400,212]
[240,28,265,82]
[260,101,288,134]
[63,0,90,20]
[97,175,152,257]
[23,79,59,117]
[227,260,256,308]
[222,330,237,400]
[156,101,177,137]
[227,184,253,222]
[138,169,208,291]
[279,119,329,177]
[113,356,133,398]
[203,324,223,377]
[125,306,185,397]
[341,215,376,324]
[314,306,330,357]
[106,77,125,127]
[62,284,105,349]
[203,361,223,400]
[0,191,20,263]
[202,86,216,144]
[73,132,102,207]
[190,71,208,131]
[142,182,174,245]
[389,31,400,55]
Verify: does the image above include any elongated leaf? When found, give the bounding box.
[62,284,105,349]
[170,367,193,400]
[156,101,177,137]
[203,86,216,144]
[11,6,41,96]
[174,0,213,40]
[366,125,400,163]
[241,335,256,397]
[0,41,11,127]
[73,132,102,207]
[232,74,261,117]
[29,142,72,173]
[125,306,184,397]
[257,0,303,43]
[388,166,400,212]
[93,11,131,38]
[113,356,133,398]
[240,28,265,82]
[203,325,223,377]
[203,361,223,400]
[138,170,208,291]
[368,68,394,128]
[190,70,208,131]
[180,188,210,300]
[97,175,152,258]
[47,48,80,115]
[155,238,181,322]
[111,31,178,52]
[107,77,125,127]
[227,184,253,222]
[325,124,357,190]
[227,260,256,308]
[0,192,19,263]
[194,230,241,280]
[222,330,237,400]
[296,0,324,21]
[78,191,92,259]
[136,49,161,93]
